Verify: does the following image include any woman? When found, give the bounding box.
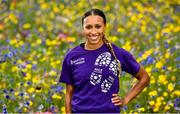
[59,8,150,113]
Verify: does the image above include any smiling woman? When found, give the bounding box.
[83,15,105,49]
[59,8,150,113]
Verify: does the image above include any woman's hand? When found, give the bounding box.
[111,94,128,107]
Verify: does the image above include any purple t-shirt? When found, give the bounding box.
[59,43,140,113]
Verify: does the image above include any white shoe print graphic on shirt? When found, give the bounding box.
[94,52,111,66]
[101,76,115,92]
[90,72,102,85]
[90,52,111,85]
[109,60,118,76]
[90,52,119,93]
[101,60,119,93]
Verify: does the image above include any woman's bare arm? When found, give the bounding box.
[65,84,74,113]
[112,66,150,106]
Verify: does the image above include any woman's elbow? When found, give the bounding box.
[142,72,150,86]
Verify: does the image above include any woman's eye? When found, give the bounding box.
[95,25,101,29]
[85,26,91,29]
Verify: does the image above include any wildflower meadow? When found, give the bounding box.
[0,0,179,113]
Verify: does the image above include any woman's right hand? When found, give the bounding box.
[111,94,128,107]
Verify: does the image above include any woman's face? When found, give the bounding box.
[83,15,105,45]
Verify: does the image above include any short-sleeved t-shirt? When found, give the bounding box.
[59,43,140,113]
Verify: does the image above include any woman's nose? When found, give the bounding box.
[91,28,97,34]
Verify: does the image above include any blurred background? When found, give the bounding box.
[0,0,179,113]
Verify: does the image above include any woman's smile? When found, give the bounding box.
[88,35,100,41]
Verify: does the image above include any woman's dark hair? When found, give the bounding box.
[82,8,106,25]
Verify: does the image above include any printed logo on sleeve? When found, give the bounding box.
[71,58,85,65]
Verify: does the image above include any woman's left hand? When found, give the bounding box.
[111,94,128,107]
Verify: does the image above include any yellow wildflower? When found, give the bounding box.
[32,77,39,83]
[26,64,32,69]
[61,106,65,114]
[153,107,159,112]
[104,5,110,11]
[149,101,155,105]
[163,92,168,97]
[29,101,33,106]
[173,26,180,33]
[53,6,59,13]
[143,87,147,92]
[41,3,48,9]
[36,39,42,45]
[23,23,31,29]
[12,66,19,72]
[149,90,157,96]
[122,41,131,51]
[14,92,19,96]
[24,73,31,80]
[173,90,180,96]
[36,89,42,93]
[19,41,24,46]
[145,67,152,73]
[8,13,18,24]
[155,32,161,40]
[155,101,162,108]
[47,51,52,55]
[165,52,170,59]
[40,57,46,62]
[163,80,168,85]
[67,37,75,42]
[22,68,27,72]
[118,27,125,33]
[49,70,57,76]
[158,75,166,84]
[155,61,163,69]
[111,36,118,42]
[51,40,56,45]
[32,61,37,64]
[137,107,145,112]
[164,105,170,111]
[150,77,155,84]
[63,89,66,94]
[23,108,27,112]
[52,94,62,99]
[56,60,61,65]
[167,66,172,71]
[24,95,29,99]
[157,96,164,102]
[28,87,35,94]
[168,83,174,91]
[10,39,18,45]
[50,61,56,67]
[38,27,44,32]
[52,81,57,85]
[142,49,154,60]
[169,102,173,107]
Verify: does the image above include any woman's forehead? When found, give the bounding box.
[83,15,104,24]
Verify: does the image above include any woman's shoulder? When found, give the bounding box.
[111,43,130,55]
[64,44,84,59]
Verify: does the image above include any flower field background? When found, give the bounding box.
[0,0,179,113]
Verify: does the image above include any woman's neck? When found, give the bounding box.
[85,41,104,50]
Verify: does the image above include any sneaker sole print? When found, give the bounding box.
[90,52,119,93]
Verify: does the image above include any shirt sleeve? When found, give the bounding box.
[121,49,140,75]
[59,55,74,85]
